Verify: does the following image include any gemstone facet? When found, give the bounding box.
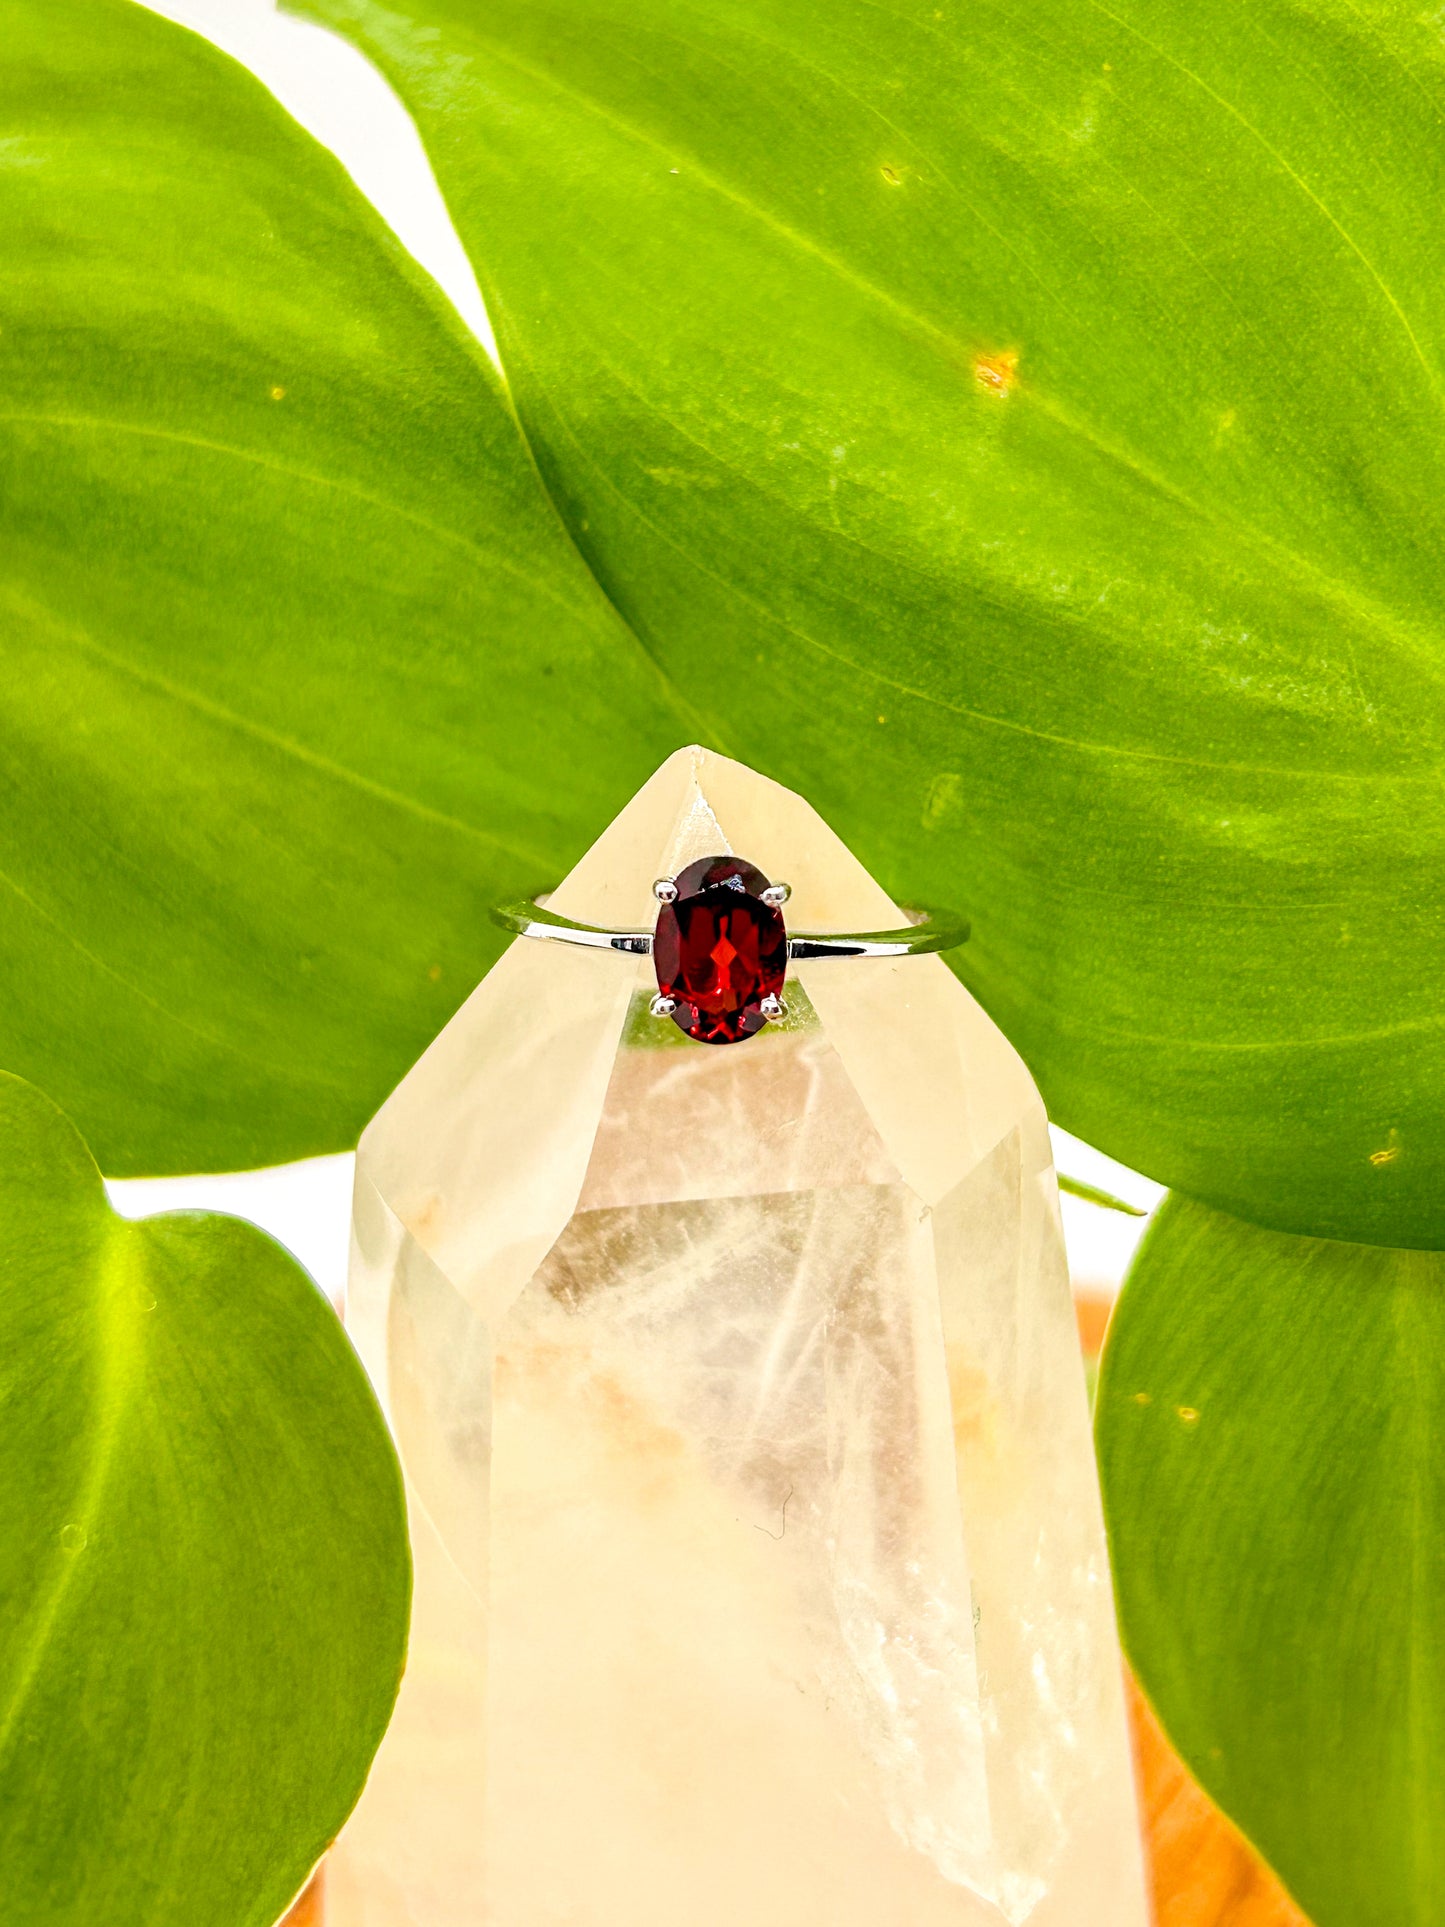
[652,854,787,1043]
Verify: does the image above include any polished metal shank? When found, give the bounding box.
[490,897,969,960]
[492,898,653,955]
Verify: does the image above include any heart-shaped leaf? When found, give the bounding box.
[0,1070,409,1926]
[0,0,688,1175]
[1097,1194,1445,1926]
[296,0,1445,1247]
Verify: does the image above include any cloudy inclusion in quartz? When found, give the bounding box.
[324,748,1148,1927]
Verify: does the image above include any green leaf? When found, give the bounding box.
[1097,1194,1445,1926]
[0,1069,408,1927]
[295,0,1445,1247]
[0,0,688,1175]
[1057,1171,1145,1216]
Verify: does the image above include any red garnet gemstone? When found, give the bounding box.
[653,855,788,1045]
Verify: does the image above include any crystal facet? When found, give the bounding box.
[652,853,787,1043]
[327,747,1148,1927]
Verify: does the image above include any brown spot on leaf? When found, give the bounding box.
[1369,1130,1401,1167]
[973,348,1019,398]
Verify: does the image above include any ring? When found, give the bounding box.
[492,852,968,1046]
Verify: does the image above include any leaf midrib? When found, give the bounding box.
[0,859,342,1086]
[1398,1257,1443,1913]
[443,16,1445,768]
[531,349,1443,787]
[0,409,606,630]
[1081,0,1445,413]
[0,1216,139,1771]
[16,592,549,866]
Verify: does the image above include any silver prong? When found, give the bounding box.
[759,993,787,1022]
[761,881,791,907]
[649,992,678,1019]
[653,877,679,904]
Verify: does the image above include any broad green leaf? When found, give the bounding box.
[0,0,688,1175]
[1097,1194,1445,1926]
[297,0,1445,1247]
[0,1071,409,1926]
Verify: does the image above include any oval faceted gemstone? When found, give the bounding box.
[653,855,787,1044]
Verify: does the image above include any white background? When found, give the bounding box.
[110,0,1165,1304]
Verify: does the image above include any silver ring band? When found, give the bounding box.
[491,896,969,961]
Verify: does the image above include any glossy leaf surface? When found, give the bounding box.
[1098,1193,1445,1926]
[299,0,1445,1245]
[0,1072,410,1925]
[0,0,686,1174]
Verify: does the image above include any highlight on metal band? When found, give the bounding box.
[490,897,969,962]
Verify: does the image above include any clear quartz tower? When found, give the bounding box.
[326,747,1148,1927]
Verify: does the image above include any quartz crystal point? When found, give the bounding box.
[327,747,1148,1927]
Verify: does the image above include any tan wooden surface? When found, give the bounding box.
[1076,1289,1310,1927]
[279,1870,324,1925]
[1129,1678,1309,1927]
